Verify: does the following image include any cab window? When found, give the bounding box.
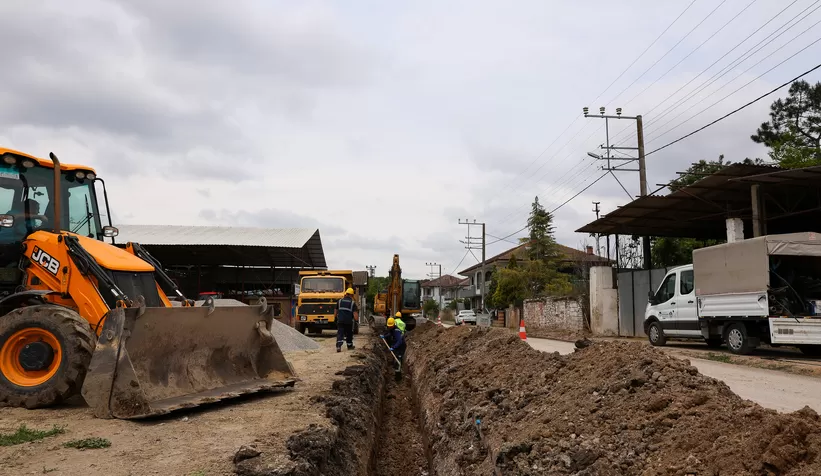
[657,273,677,303]
[679,270,695,295]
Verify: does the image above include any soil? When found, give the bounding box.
[235,337,386,476]
[374,370,429,476]
[0,333,363,476]
[407,323,821,475]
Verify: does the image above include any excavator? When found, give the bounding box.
[372,254,421,331]
[0,147,295,419]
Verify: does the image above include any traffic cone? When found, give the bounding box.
[518,318,527,341]
[436,315,443,326]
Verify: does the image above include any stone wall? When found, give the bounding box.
[523,297,585,333]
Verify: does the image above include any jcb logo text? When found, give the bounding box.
[31,246,60,276]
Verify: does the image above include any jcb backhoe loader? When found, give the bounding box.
[0,148,296,419]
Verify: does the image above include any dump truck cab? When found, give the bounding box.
[296,270,359,335]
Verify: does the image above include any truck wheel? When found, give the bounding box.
[725,323,754,355]
[648,322,666,346]
[0,305,95,408]
[705,338,723,349]
[798,345,821,357]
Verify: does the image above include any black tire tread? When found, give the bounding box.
[0,305,95,408]
[648,321,666,347]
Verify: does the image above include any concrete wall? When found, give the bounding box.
[589,266,619,336]
[523,297,584,333]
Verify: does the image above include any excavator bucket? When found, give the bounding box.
[81,298,296,419]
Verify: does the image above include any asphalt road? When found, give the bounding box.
[527,336,821,413]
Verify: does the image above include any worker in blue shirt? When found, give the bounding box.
[335,288,358,353]
[381,313,406,374]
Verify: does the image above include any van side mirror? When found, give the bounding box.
[648,291,658,305]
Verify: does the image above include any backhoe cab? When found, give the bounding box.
[0,148,295,418]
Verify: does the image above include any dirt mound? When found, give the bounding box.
[407,324,821,475]
[235,342,385,476]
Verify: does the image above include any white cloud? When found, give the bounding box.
[2,0,820,278]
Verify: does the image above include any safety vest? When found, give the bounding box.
[338,297,355,312]
[395,318,406,334]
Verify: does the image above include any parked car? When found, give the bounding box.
[455,309,477,325]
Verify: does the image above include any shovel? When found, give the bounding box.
[381,337,402,371]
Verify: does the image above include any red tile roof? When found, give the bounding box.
[458,241,611,275]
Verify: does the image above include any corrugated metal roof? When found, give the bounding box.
[116,225,317,248]
[576,163,821,239]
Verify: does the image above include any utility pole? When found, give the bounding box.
[592,201,601,257]
[584,106,651,269]
[458,219,486,312]
[425,262,442,316]
[365,265,376,278]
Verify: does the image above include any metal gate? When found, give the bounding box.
[617,268,669,337]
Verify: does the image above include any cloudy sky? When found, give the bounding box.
[3,0,821,278]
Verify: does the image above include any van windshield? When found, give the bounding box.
[301,277,344,293]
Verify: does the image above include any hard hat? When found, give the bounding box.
[395,312,402,318]
[346,288,354,295]
[387,317,395,327]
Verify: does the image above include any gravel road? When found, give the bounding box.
[527,336,821,413]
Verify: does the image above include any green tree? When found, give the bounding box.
[491,198,573,305]
[365,276,389,308]
[652,157,738,267]
[752,80,821,168]
[652,237,721,268]
[422,299,439,317]
[507,254,518,269]
[491,267,528,307]
[527,197,559,261]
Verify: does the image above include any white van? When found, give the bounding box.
[644,264,722,348]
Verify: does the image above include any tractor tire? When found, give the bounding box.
[0,305,95,409]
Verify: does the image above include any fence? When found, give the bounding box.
[616,267,669,337]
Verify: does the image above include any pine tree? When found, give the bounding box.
[527,197,558,261]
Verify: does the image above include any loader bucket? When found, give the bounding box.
[81,298,296,419]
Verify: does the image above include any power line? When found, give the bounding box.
[620,0,761,109]
[449,250,470,275]
[610,0,802,144]
[481,0,700,217]
[646,61,821,156]
[604,0,729,108]
[645,18,821,144]
[486,232,519,244]
[593,0,699,105]
[487,171,609,246]
[615,0,821,145]
[647,34,821,148]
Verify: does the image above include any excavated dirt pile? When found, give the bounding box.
[407,324,821,475]
[235,342,386,476]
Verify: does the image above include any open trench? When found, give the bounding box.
[371,362,431,476]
